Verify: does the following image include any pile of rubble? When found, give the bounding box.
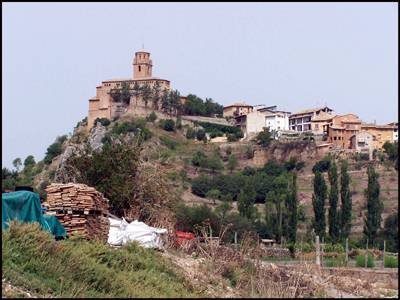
[44,183,110,241]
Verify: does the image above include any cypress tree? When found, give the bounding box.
[339,160,352,240]
[363,164,383,246]
[238,180,256,220]
[312,171,327,239]
[328,160,339,243]
[288,173,298,243]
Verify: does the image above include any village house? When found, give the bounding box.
[387,122,398,142]
[233,105,290,138]
[327,114,362,149]
[288,106,334,133]
[88,50,171,129]
[360,123,398,149]
[223,102,253,118]
[350,131,374,154]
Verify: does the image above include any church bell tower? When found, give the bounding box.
[133,50,153,79]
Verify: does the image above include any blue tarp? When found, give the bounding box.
[2,190,67,238]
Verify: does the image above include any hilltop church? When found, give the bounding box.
[88,50,171,129]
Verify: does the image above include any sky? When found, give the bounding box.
[2,2,398,169]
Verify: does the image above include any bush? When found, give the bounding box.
[192,150,207,167]
[196,129,206,141]
[175,203,219,233]
[355,254,375,268]
[284,157,297,171]
[94,117,111,127]
[146,111,157,123]
[293,242,315,253]
[161,119,175,132]
[263,160,285,177]
[160,136,178,150]
[209,130,223,139]
[312,157,331,173]
[384,256,398,268]
[324,243,345,253]
[227,134,238,142]
[242,166,256,176]
[255,128,272,147]
[44,135,68,165]
[295,161,305,171]
[112,119,152,141]
[185,128,196,139]
[191,175,214,197]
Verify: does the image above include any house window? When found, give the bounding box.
[315,124,319,129]
[139,66,141,72]
[334,137,337,140]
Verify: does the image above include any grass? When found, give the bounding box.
[2,222,201,298]
[384,255,398,268]
[355,254,375,268]
[324,255,347,267]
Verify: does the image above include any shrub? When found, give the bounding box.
[112,119,152,141]
[225,146,232,156]
[185,127,196,139]
[355,254,375,268]
[284,157,297,171]
[242,166,256,176]
[209,130,223,139]
[263,160,285,177]
[44,135,68,164]
[312,157,331,173]
[94,117,111,127]
[295,161,305,171]
[255,128,272,147]
[161,119,175,132]
[293,242,315,253]
[384,256,398,268]
[227,134,238,142]
[160,136,178,150]
[196,129,206,141]
[192,150,207,167]
[324,243,345,253]
[175,203,219,233]
[176,116,182,129]
[146,111,157,123]
[191,175,215,197]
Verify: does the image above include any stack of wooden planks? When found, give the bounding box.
[45,183,110,241]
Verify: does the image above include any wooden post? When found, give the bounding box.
[365,238,369,268]
[345,238,349,266]
[316,235,321,266]
[234,231,237,249]
[383,240,386,269]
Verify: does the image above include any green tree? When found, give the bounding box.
[328,160,340,243]
[12,158,22,172]
[206,189,221,205]
[132,81,141,107]
[186,128,196,139]
[312,171,327,239]
[196,129,206,141]
[152,81,161,110]
[382,213,398,252]
[120,81,132,105]
[237,180,256,220]
[255,128,272,147]
[339,160,352,240]
[287,173,298,243]
[207,153,224,173]
[161,89,170,114]
[23,155,36,169]
[64,136,142,216]
[363,164,383,246]
[141,83,152,109]
[227,154,238,173]
[146,111,157,123]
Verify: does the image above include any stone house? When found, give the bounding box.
[223,102,253,118]
[327,114,362,149]
[289,106,334,132]
[360,123,398,149]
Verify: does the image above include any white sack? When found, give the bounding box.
[107,218,167,249]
